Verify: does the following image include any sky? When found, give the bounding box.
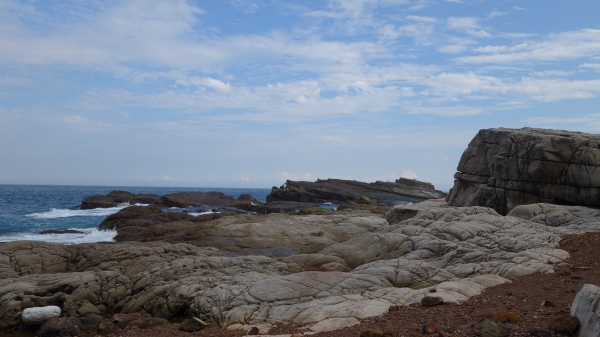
[0,0,599,191]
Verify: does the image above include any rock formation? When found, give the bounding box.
[3,202,598,331]
[79,190,160,209]
[267,178,447,204]
[447,128,600,215]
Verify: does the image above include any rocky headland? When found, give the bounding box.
[3,127,600,337]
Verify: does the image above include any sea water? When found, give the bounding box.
[0,185,270,244]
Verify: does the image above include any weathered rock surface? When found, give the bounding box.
[447,128,600,215]
[101,209,388,256]
[21,306,61,325]
[36,317,81,337]
[508,203,600,231]
[267,178,447,204]
[571,283,600,337]
[3,202,594,331]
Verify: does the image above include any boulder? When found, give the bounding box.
[447,128,600,215]
[571,283,600,337]
[36,317,81,337]
[22,306,61,325]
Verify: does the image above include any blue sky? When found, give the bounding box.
[1,0,599,191]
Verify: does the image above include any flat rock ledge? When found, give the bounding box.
[2,202,600,332]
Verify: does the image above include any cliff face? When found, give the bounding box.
[447,127,600,215]
[267,178,447,204]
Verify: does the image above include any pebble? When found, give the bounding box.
[375,315,386,322]
[548,314,580,334]
[248,326,259,335]
[422,322,437,334]
[556,263,572,269]
[421,296,444,306]
[359,328,395,337]
[490,311,523,323]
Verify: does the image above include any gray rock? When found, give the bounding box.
[447,128,600,215]
[22,306,61,325]
[571,283,600,337]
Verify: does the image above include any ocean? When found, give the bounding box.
[0,185,271,245]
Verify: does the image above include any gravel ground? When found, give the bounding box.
[2,232,599,337]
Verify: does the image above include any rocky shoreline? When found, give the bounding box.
[3,127,600,337]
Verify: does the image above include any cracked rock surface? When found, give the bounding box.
[2,202,598,331]
[447,127,600,215]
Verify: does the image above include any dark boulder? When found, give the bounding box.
[36,317,81,337]
[39,230,85,235]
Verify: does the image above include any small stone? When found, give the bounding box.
[548,314,580,334]
[570,275,583,280]
[388,305,400,311]
[470,308,504,318]
[490,311,522,323]
[375,315,386,322]
[542,301,556,307]
[22,306,61,325]
[248,326,259,335]
[556,263,572,268]
[476,319,507,337]
[98,322,120,336]
[423,322,438,334]
[558,268,572,276]
[179,319,205,332]
[528,329,553,337]
[421,296,444,306]
[429,288,437,293]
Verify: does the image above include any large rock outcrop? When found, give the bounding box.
[4,202,599,331]
[267,178,446,204]
[447,128,600,215]
[80,191,160,209]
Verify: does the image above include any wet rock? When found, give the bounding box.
[39,230,84,235]
[423,322,438,334]
[548,314,580,335]
[179,319,206,332]
[490,311,522,323]
[421,296,445,306]
[36,317,81,337]
[153,191,235,208]
[22,306,61,325]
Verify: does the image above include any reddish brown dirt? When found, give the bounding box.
[2,232,599,337]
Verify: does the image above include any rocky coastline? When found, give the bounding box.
[3,127,600,337]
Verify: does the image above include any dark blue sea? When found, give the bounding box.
[0,185,271,244]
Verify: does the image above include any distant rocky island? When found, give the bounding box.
[2,127,600,337]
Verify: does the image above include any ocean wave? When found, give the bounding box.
[188,211,215,216]
[26,204,148,219]
[0,228,116,244]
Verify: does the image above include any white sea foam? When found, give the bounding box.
[26,204,147,219]
[26,207,124,219]
[188,211,215,216]
[0,228,116,244]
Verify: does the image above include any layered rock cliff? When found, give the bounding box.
[267,178,447,204]
[447,127,600,215]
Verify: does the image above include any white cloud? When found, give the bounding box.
[400,169,419,179]
[580,63,600,71]
[446,17,491,37]
[406,105,483,116]
[279,171,314,181]
[512,6,529,11]
[458,29,600,64]
[231,0,260,13]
